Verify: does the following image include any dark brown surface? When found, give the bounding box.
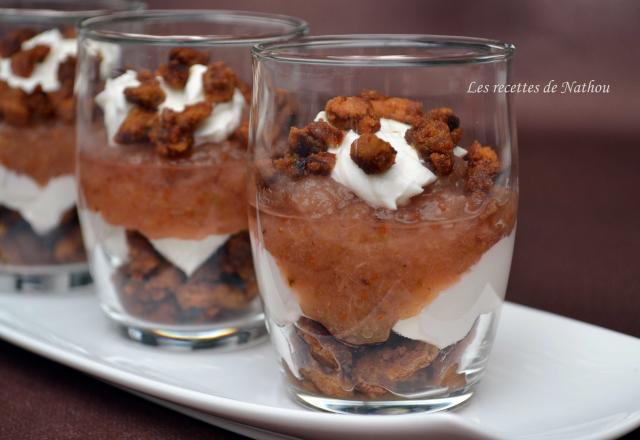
[1,0,638,438]
[0,338,244,440]
[513,129,640,338]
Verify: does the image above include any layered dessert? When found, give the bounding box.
[0,27,85,265]
[78,48,258,325]
[249,91,517,399]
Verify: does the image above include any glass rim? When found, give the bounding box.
[0,0,145,21]
[252,34,516,66]
[79,10,309,46]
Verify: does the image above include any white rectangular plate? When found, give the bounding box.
[0,291,638,440]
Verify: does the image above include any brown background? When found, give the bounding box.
[2,0,638,439]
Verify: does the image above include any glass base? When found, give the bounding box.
[291,387,474,415]
[0,263,92,292]
[118,315,268,350]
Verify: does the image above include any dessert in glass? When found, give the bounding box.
[249,36,518,413]
[76,11,307,347]
[0,0,143,291]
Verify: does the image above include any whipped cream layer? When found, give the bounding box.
[251,238,302,327]
[91,242,124,312]
[82,210,229,276]
[150,235,229,277]
[315,111,467,210]
[80,210,127,311]
[97,66,245,146]
[393,230,516,348]
[0,29,76,93]
[80,210,128,262]
[0,164,75,235]
[251,232,302,378]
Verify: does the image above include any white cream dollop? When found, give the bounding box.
[158,66,245,144]
[158,64,208,111]
[393,230,516,348]
[84,40,121,80]
[0,29,76,93]
[315,112,436,210]
[149,234,230,277]
[96,65,245,146]
[195,88,245,143]
[0,164,76,235]
[75,40,122,96]
[95,70,140,145]
[453,146,467,158]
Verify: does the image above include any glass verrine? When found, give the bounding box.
[0,0,144,292]
[76,11,307,348]
[250,35,518,413]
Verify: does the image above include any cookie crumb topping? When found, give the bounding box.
[350,133,397,174]
[273,91,501,207]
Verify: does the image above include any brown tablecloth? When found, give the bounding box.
[1,0,638,438]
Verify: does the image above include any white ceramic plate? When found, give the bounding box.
[0,290,638,440]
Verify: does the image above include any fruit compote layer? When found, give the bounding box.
[0,122,75,185]
[79,129,248,240]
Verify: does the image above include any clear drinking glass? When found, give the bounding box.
[0,0,143,292]
[249,36,518,413]
[76,11,307,348]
